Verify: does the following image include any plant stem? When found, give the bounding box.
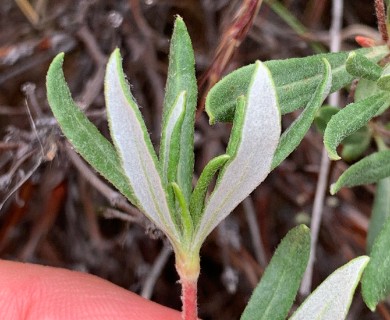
[300,0,343,296]
[375,0,389,43]
[176,250,200,320]
[181,275,198,320]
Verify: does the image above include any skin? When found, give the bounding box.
[0,260,181,320]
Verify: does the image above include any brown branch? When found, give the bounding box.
[197,0,263,117]
[375,0,389,43]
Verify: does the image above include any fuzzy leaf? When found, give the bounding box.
[346,51,382,81]
[355,78,390,116]
[324,93,389,160]
[46,53,136,204]
[331,150,390,194]
[189,154,230,226]
[105,49,178,240]
[314,105,339,134]
[161,91,186,184]
[272,58,332,169]
[206,46,388,123]
[367,177,390,253]
[193,61,281,250]
[377,64,390,91]
[354,78,381,102]
[160,16,197,203]
[362,216,390,311]
[160,91,186,211]
[171,182,193,240]
[340,126,371,162]
[241,225,310,320]
[289,256,370,320]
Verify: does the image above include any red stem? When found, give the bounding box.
[181,277,198,320]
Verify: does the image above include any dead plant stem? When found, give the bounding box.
[300,0,343,296]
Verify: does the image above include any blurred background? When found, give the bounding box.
[0,0,386,319]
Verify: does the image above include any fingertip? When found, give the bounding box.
[0,260,181,320]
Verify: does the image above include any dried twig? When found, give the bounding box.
[197,0,263,116]
[300,0,344,296]
[375,0,389,43]
[242,197,267,267]
[140,244,172,299]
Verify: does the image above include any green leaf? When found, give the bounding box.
[161,91,186,184]
[314,105,339,134]
[346,51,382,81]
[171,182,193,240]
[362,216,390,311]
[189,154,230,226]
[105,49,178,241]
[160,91,186,210]
[206,46,388,123]
[289,256,370,320]
[355,78,390,116]
[160,16,197,204]
[193,61,281,251]
[367,177,390,253]
[324,93,389,160]
[330,150,390,194]
[272,58,332,169]
[240,225,310,320]
[377,64,390,90]
[340,126,371,162]
[46,53,136,204]
[355,78,382,102]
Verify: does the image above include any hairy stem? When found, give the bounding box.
[375,0,389,42]
[176,251,200,320]
[181,276,198,320]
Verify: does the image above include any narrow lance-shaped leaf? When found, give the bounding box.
[377,63,390,90]
[189,154,230,226]
[324,92,390,160]
[367,177,390,252]
[354,77,390,116]
[160,91,186,211]
[345,51,382,81]
[206,46,388,123]
[46,53,136,204]
[314,105,339,134]
[161,91,186,184]
[340,126,371,162]
[362,217,390,311]
[193,61,281,250]
[171,182,193,241]
[160,16,197,203]
[330,150,390,194]
[289,256,370,320]
[241,225,310,320]
[272,58,332,169]
[105,49,178,241]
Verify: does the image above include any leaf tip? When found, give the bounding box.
[346,51,356,61]
[367,302,377,312]
[298,223,310,233]
[47,52,65,79]
[325,147,341,161]
[53,52,65,64]
[173,15,187,33]
[330,183,338,195]
[207,113,216,125]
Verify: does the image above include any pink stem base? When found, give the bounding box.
[181,277,198,320]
